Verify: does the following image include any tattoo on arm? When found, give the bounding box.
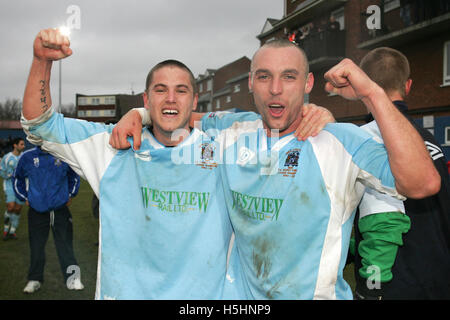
[39,80,49,111]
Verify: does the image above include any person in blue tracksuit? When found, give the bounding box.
[13,146,82,293]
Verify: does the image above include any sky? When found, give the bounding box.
[0,0,283,107]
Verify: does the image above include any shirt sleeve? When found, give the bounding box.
[0,155,14,179]
[200,111,261,132]
[21,107,118,195]
[357,211,411,282]
[12,156,28,202]
[0,156,8,179]
[323,123,406,200]
[357,183,409,284]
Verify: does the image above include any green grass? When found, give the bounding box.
[0,179,99,300]
[1,179,355,300]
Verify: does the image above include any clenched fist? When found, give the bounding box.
[33,28,72,61]
[324,58,380,101]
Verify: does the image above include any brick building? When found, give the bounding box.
[196,57,256,113]
[257,0,450,159]
[76,93,143,123]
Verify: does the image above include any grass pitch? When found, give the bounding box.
[0,179,355,300]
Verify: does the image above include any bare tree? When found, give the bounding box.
[0,98,22,120]
[60,103,77,118]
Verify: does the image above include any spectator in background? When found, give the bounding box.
[13,146,83,293]
[299,24,310,40]
[351,47,450,300]
[326,15,340,32]
[0,137,25,240]
[317,17,328,33]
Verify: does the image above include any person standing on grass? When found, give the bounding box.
[1,137,25,240]
[13,146,82,293]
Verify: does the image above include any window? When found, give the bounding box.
[445,127,450,144]
[216,99,221,110]
[104,96,116,105]
[234,84,240,93]
[91,98,100,105]
[199,83,203,93]
[331,7,345,30]
[207,103,212,112]
[77,110,86,117]
[226,96,231,103]
[100,109,116,117]
[78,97,88,106]
[207,80,212,91]
[423,115,434,129]
[444,41,450,85]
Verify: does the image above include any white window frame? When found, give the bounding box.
[207,79,212,91]
[331,7,345,30]
[216,99,221,110]
[226,96,231,103]
[199,83,203,93]
[444,41,450,86]
[234,84,241,93]
[445,126,450,144]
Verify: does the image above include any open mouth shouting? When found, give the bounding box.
[268,104,285,117]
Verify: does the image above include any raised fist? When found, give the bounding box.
[324,58,379,101]
[33,28,72,61]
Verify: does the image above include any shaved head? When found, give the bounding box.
[251,39,309,79]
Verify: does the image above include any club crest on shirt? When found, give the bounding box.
[33,157,39,168]
[279,148,300,178]
[54,158,62,167]
[196,142,218,170]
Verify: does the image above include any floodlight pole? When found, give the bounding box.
[59,60,62,112]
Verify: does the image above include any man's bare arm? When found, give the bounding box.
[109,109,205,150]
[109,105,335,149]
[23,29,72,120]
[324,58,440,199]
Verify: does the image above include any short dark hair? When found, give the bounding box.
[145,59,197,94]
[251,38,310,77]
[11,137,24,149]
[359,47,410,97]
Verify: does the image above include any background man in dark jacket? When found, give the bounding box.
[352,47,450,300]
[13,146,82,293]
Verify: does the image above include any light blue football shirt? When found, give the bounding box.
[1,151,23,203]
[202,111,404,300]
[22,109,244,300]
